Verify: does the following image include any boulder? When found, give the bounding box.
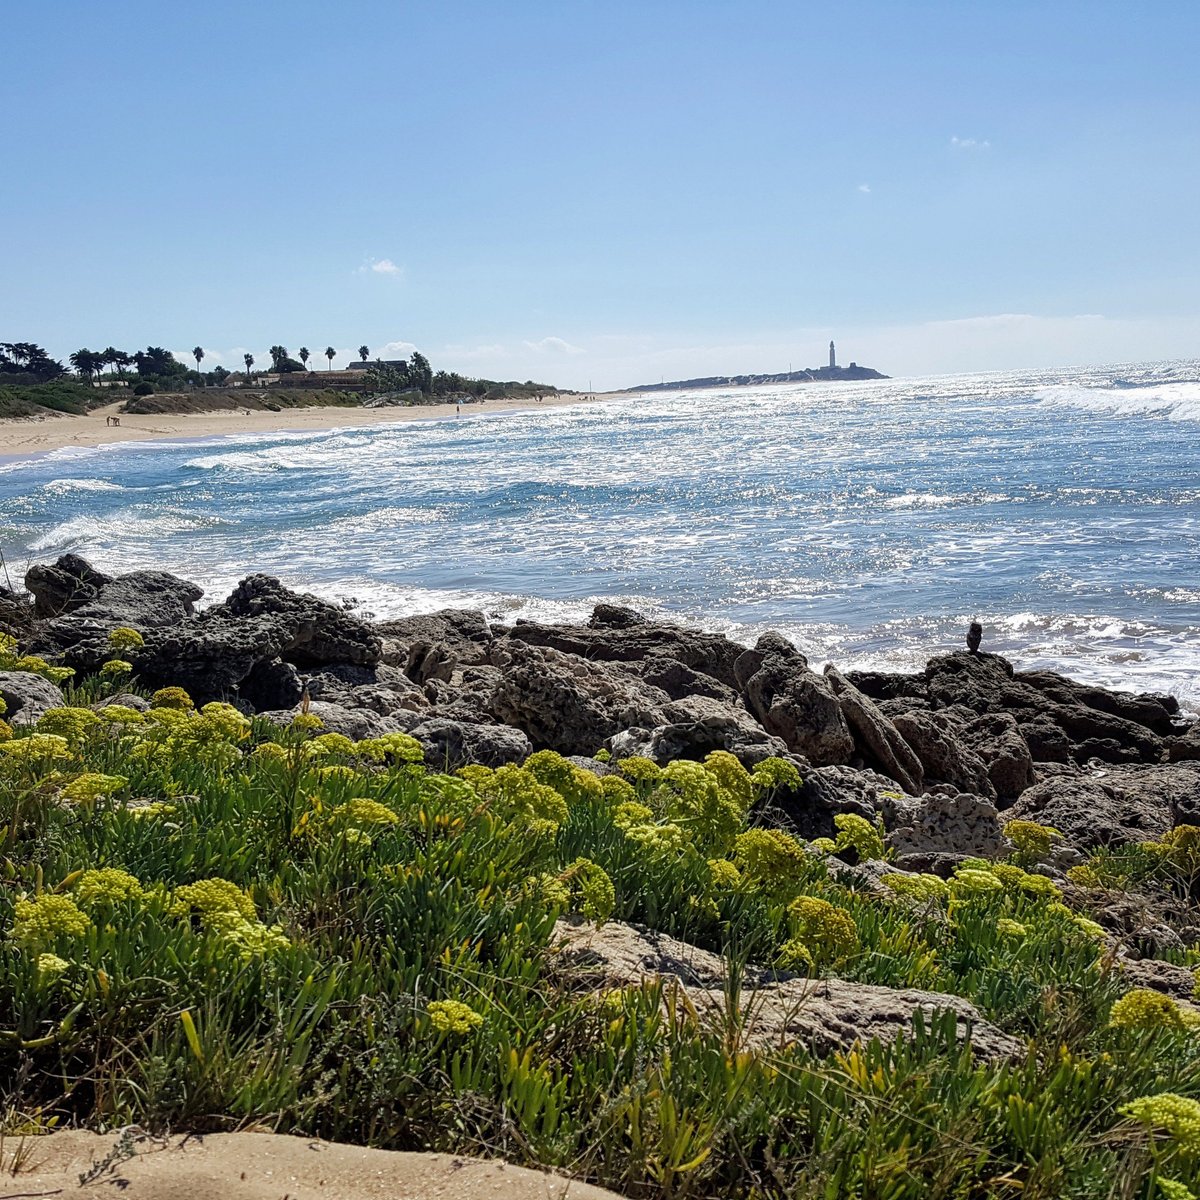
[409,718,532,769]
[405,640,456,685]
[552,918,1021,1063]
[503,612,744,689]
[588,603,648,629]
[0,671,65,725]
[890,708,995,798]
[222,575,380,667]
[238,658,305,711]
[825,667,923,794]
[966,711,1035,801]
[608,708,792,770]
[376,608,493,667]
[739,636,853,766]
[1118,956,1198,1000]
[487,640,670,756]
[880,789,1008,859]
[763,764,887,841]
[257,701,418,740]
[303,662,427,716]
[634,656,738,702]
[24,554,114,617]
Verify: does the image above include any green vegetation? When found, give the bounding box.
[0,382,103,420]
[1,633,1200,1196]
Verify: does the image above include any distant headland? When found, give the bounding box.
[624,341,888,392]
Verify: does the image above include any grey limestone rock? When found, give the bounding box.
[552,918,1021,1063]
[376,608,493,668]
[25,555,114,617]
[890,708,995,798]
[739,636,853,766]
[409,717,532,769]
[880,789,1008,859]
[0,671,66,724]
[257,701,418,740]
[826,666,924,794]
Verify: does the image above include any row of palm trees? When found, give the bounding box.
[69,343,380,385]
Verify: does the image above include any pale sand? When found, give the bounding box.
[1,1129,624,1199]
[0,393,623,461]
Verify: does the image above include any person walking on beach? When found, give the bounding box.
[456,402,461,416]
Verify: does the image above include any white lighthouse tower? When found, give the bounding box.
[829,340,836,369]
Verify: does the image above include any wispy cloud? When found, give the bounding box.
[950,136,990,150]
[523,336,584,355]
[357,257,403,277]
[376,339,417,358]
[857,183,871,193]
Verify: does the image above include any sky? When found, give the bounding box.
[3,0,1199,390]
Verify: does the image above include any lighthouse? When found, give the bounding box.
[829,340,836,369]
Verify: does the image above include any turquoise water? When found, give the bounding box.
[3,361,1200,702]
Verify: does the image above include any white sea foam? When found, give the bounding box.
[1036,380,1200,423]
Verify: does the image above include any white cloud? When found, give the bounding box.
[950,136,991,150]
[357,257,403,277]
[857,183,871,193]
[376,340,418,358]
[523,336,585,355]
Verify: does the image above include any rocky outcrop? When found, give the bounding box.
[376,608,493,668]
[879,789,1008,859]
[0,670,65,724]
[552,918,1021,1062]
[890,708,995,798]
[826,667,924,794]
[24,554,114,618]
[410,718,532,769]
[738,636,853,766]
[487,640,671,757]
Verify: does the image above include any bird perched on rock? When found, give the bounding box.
[966,621,982,653]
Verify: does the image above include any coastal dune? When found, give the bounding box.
[5,1129,624,1199]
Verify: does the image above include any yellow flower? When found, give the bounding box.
[36,953,71,983]
[170,877,257,924]
[339,797,401,827]
[37,706,102,743]
[99,659,134,678]
[95,705,145,726]
[882,872,949,903]
[1109,988,1189,1032]
[751,757,802,792]
[303,732,357,758]
[733,828,807,886]
[996,918,1028,938]
[355,731,424,764]
[291,712,324,732]
[787,895,859,965]
[427,999,484,1036]
[562,857,616,924]
[1120,1092,1200,1154]
[617,756,662,784]
[1003,818,1062,862]
[833,813,887,861]
[0,734,71,762]
[11,893,91,947]
[61,773,128,805]
[107,627,145,652]
[74,867,145,908]
[151,687,194,710]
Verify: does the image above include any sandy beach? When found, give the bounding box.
[0,392,622,460]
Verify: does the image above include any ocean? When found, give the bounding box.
[3,361,1200,705]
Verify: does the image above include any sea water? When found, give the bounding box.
[2,361,1199,704]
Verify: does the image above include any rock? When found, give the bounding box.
[222,575,380,667]
[966,712,1035,801]
[1118,956,1198,1000]
[845,669,927,704]
[1167,725,1200,764]
[740,638,853,766]
[303,662,427,716]
[503,614,744,689]
[634,656,738,702]
[1002,765,1200,850]
[825,667,923,793]
[24,554,113,617]
[588,603,648,629]
[405,640,456,685]
[376,608,493,668]
[257,701,418,740]
[764,765,887,841]
[608,707,792,770]
[0,591,35,640]
[880,790,1008,859]
[552,918,1021,1063]
[891,708,995,798]
[487,641,670,756]
[1017,714,1074,764]
[238,658,305,711]
[0,670,65,724]
[409,718,532,769]
[95,692,150,713]
[733,631,805,690]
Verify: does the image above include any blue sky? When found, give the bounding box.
[3,0,1198,388]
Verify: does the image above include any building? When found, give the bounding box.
[829,340,836,369]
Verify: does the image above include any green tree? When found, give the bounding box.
[268,345,287,371]
[409,350,433,393]
[325,346,336,370]
[243,353,254,383]
[193,346,205,376]
[0,343,65,381]
[358,344,369,362]
[101,346,121,377]
[69,348,101,385]
[299,346,310,371]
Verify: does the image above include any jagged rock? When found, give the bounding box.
[223,575,380,667]
[95,692,150,713]
[764,765,887,841]
[503,612,744,688]
[238,658,304,711]
[966,711,1035,801]
[303,662,427,716]
[405,640,456,685]
[487,640,670,756]
[409,718,532,768]
[1003,765,1200,849]
[24,554,114,617]
[826,667,923,793]
[1167,725,1200,764]
[0,671,65,724]
[891,709,995,798]
[552,918,1021,1062]
[733,631,804,690]
[588,603,648,629]
[846,669,928,704]
[1017,714,1074,763]
[1118,956,1198,1000]
[257,701,418,739]
[608,708,792,769]
[634,656,738,702]
[376,608,493,668]
[0,591,35,640]
[739,636,853,766]
[880,790,1008,859]
[1017,669,1180,736]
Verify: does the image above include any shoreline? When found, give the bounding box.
[0,390,622,463]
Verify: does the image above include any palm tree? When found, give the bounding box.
[268,345,288,372]
[298,347,310,371]
[243,353,254,384]
[358,345,369,363]
[102,346,120,377]
[69,348,99,385]
[325,346,336,370]
[192,346,205,385]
